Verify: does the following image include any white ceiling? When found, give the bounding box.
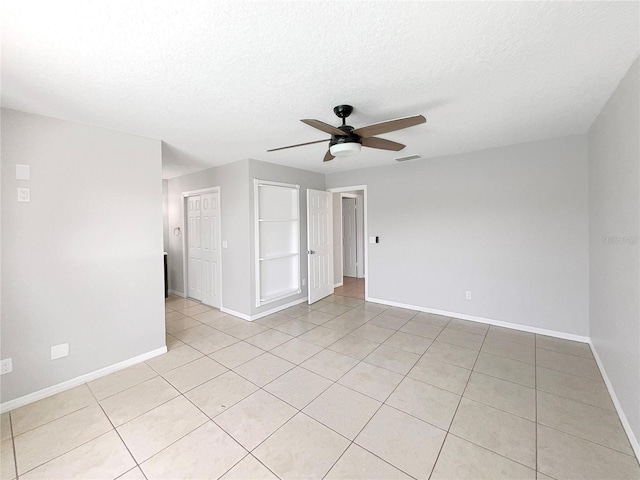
[2,1,638,179]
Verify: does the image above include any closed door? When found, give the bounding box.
[342,198,357,277]
[200,192,221,308]
[187,196,202,301]
[307,189,334,304]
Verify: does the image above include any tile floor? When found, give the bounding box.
[333,277,364,300]
[1,294,639,479]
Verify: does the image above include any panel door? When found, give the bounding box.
[201,191,221,308]
[187,195,202,301]
[342,198,357,277]
[307,189,334,304]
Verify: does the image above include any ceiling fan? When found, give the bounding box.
[267,105,426,162]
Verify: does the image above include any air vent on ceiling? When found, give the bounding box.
[394,154,422,163]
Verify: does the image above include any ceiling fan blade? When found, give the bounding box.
[352,115,426,138]
[301,119,346,136]
[323,150,335,162]
[267,139,328,152]
[361,137,406,151]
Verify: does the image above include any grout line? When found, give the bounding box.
[9,413,19,480]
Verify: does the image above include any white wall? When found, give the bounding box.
[588,57,639,450]
[327,135,589,336]
[162,179,169,252]
[1,109,165,403]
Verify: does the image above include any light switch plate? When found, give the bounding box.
[17,188,30,202]
[51,343,69,360]
[16,164,30,180]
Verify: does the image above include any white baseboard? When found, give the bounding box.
[222,297,309,322]
[334,282,344,288]
[0,346,167,413]
[168,289,186,297]
[365,296,590,343]
[589,342,640,460]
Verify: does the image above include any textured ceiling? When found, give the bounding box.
[2,1,638,179]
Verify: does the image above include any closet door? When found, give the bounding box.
[187,195,202,301]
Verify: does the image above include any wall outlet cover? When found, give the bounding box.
[51,343,70,360]
[1,358,13,375]
[17,188,30,202]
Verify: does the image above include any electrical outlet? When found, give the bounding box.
[465,291,472,300]
[1,358,13,375]
[17,188,30,202]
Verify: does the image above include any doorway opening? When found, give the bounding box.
[182,187,222,308]
[327,185,368,301]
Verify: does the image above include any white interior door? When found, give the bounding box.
[187,196,202,301]
[307,189,333,304]
[201,191,221,308]
[342,198,357,277]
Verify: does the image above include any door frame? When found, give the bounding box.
[182,187,222,307]
[327,185,368,300]
[341,193,358,278]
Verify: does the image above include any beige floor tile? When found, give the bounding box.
[298,326,346,348]
[536,473,555,480]
[165,316,200,334]
[140,421,246,479]
[100,376,179,426]
[304,384,381,440]
[204,315,248,331]
[145,344,203,374]
[325,443,413,480]
[20,430,134,480]
[255,313,292,328]
[412,312,450,327]
[14,404,112,474]
[536,367,614,411]
[425,341,479,369]
[316,303,354,316]
[117,396,207,463]
[164,310,187,323]
[364,344,420,375]
[430,434,536,480]
[408,356,471,395]
[234,353,295,386]
[301,349,359,381]
[446,318,490,336]
[245,329,294,350]
[270,338,323,364]
[463,372,536,420]
[191,308,229,324]
[387,377,461,430]
[171,323,219,343]
[11,385,96,436]
[332,296,364,307]
[226,322,270,340]
[273,319,317,336]
[1,439,16,480]
[221,454,278,479]
[338,362,404,402]
[367,314,410,330]
[537,424,640,480]
[437,328,485,350]
[165,333,184,350]
[399,320,443,339]
[280,304,314,318]
[165,297,199,310]
[450,398,536,468]
[481,337,535,364]
[355,405,445,480]
[323,316,368,333]
[351,324,395,343]
[189,329,239,354]
[340,308,380,322]
[178,304,214,316]
[0,413,10,442]
[328,335,380,360]
[88,363,158,401]
[353,302,389,314]
[185,371,258,418]
[162,356,227,393]
[254,413,349,480]
[537,390,633,455]
[215,390,297,450]
[536,348,601,380]
[116,467,146,479]
[383,331,433,354]
[384,307,418,320]
[536,335,593,359]
[486,325,535,346]
[296,310,336,325]
[473,352,535,388]
[209,341,264,368]
[265,366,332,409]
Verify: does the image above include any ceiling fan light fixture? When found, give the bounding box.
[329,142,361,157]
